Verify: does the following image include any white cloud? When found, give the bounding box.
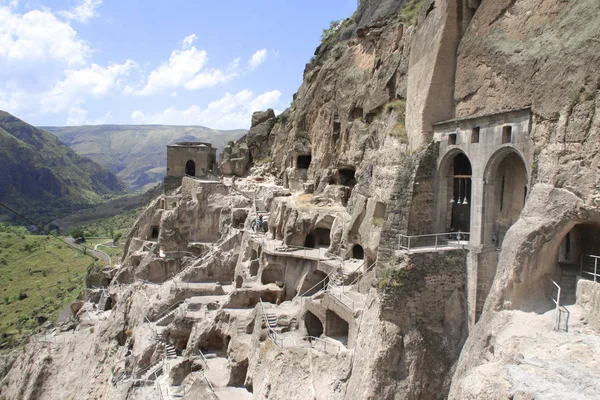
[131,89,282,129]
[126,35,240,95]
[58,0,102,23]
[248,49,267,70]
[41,60,136,113]
[182,34,197,50]
[66,106,113,125]
[0,6,91,66]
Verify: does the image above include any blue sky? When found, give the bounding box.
[0,0,357,128]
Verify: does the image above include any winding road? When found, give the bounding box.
[64,238,111,265]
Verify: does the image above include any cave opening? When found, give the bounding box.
[297,155,312,169]
[305,311,324,337]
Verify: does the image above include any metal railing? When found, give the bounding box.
[151,300,184,324]
[305,336,343,354]
[326,282,356,313]
[348,259,379,287]
[545,275,569,331]
[259,299,285,347]
[581,254,600,283]
[397,232,470,252]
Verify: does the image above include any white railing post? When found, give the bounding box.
[435,235,438,250]
[407,236,411,252]
[595,257,598,283]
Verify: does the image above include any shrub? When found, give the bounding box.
[401,0,424,26]
[378,267,409,289]
[321,19,342,43]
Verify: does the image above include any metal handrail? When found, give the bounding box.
[152,300,184,323]
[298,268,338,298]
[397,232,470,252]
[348,260,378,287]
[327,283,355,312]
[306,336,342,354]
[545,275,562,331]
[258,299,285,347]
[581,254,600,283]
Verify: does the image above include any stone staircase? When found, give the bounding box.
[165,343,177,359]
[559,268,579,305]
[155,303,184,326]
[98,290,110,311]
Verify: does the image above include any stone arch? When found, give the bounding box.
[299,270,328,296]
[482,147,529,246]
[185,160,195,176]
[508,212,600,312]
[436,149,473,233]
[305,311,324,337]
[352,244,364,260]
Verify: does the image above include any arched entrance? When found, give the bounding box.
[185,160,196,176]
[352,244,364,260]
[305,311,323,337]
[483,149,528,246]
[438,151,473,234]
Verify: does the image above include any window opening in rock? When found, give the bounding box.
[471,127,480,143]
[305,311,324,337]
[352,244,364,260]
[150,226,159,239]
[261,267,282,285]
[249,260,260,277]
[161,199,165,209]
[338,167,357,187]
[350,106,363,121]
[502,126,512,144]
[374,202,386,219]
[448,133,457,145]
[235,276,243,289]
[297,155,312,169]
[325,310,349,342]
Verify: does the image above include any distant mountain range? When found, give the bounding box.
[43,125,246,191]
[0,111,125,224]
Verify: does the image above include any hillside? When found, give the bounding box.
[43,125,246,191]
[0,111,125,225]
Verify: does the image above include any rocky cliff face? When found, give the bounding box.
[3,0,600,399]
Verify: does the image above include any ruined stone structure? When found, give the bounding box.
[163,142,217,193]
[2,1,600,399]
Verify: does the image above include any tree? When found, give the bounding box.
[112,233,122,245]
[70,228,84,239]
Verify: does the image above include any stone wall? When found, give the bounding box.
[576,279,600,330]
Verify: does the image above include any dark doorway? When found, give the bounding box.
[338,168,357,187]
[304,234,316,248]
[352,244,364,260]
[185,160,196,176]
[297,155,312,169]
[150,226,159,239]
[305,311,324,337]
[449,153,472,233]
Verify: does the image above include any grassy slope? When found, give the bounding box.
[0,233,98,342]
[44,125,246,190]
[0,111,125,224]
